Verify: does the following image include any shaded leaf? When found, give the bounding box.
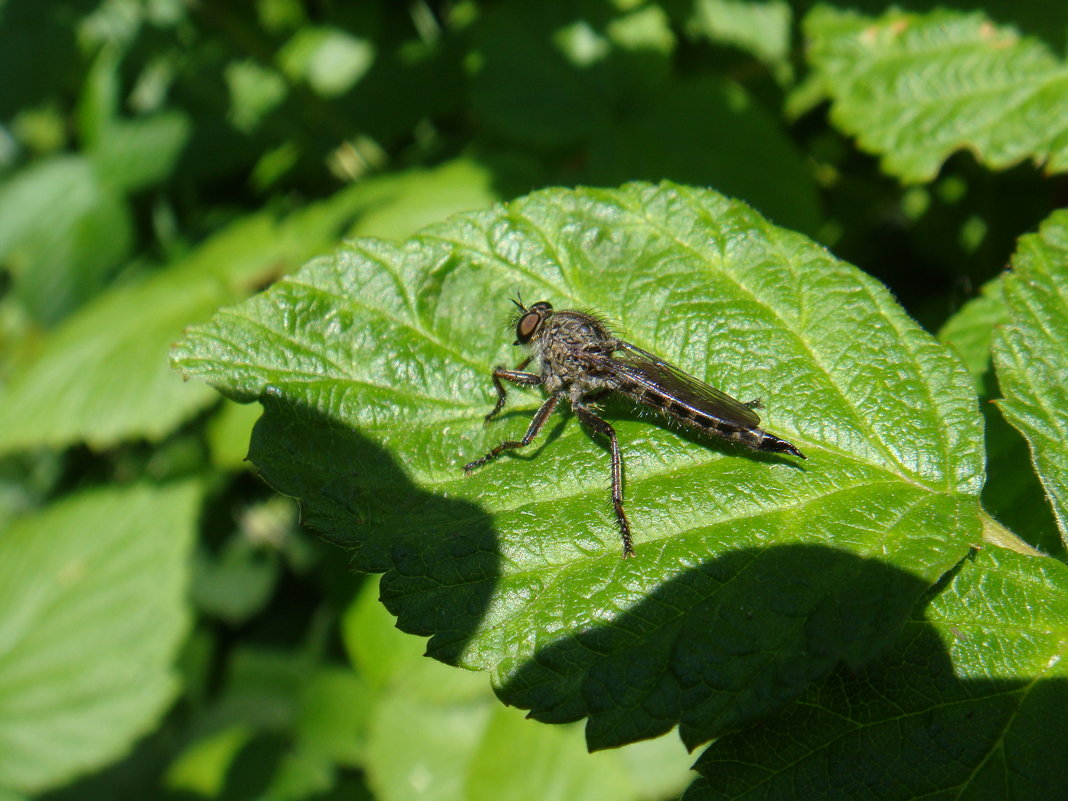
[991,209,1068,549]
[173,182,983,749]
[804,8,1068,182]
[0,481,200,794]
[686,546,1068,800]
[469,3,670,149]
[585,76,820,234]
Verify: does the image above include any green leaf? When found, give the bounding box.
[277,26,376,98]
[191,536,279,624]
[296,667,370,767]
[462,701,693,801]
[0,481,200,794]
[346,576,695,801]
[982,403,1063,556]
[0,187,372,454]
[686,546,1068,799]
[991,210,1068,549]
[164,725,254,797]
[938,275,1007,386]
[938,276,1058,554]
[804,8,1068,182]
[165,646,370,799]
[89,111,191,194]
[585,76,821,234]
[0,155,132,325]
[173,182,983,749]
[683,0,793,84]
[344,158,499,241]
[225,59,288,133]
[206,399,262,471]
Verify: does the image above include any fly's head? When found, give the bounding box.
[511,299,553,346]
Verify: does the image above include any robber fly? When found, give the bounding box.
[463,299,805,558]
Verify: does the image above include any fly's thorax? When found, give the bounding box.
[535,310,620,396]
[537,309,615,350]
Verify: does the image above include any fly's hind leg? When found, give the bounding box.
[573,402,635,559]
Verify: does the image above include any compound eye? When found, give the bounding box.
[515,311,542,343]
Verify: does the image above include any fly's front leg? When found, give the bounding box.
[573,403,634,559]
[464,395,559,473]
[484,357,536,422]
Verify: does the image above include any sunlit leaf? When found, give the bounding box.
[683,0,793,83]
[173,182,983,749]
[804,8,1068,182]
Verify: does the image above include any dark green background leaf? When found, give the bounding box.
[174,182,983,749]
[939,275,1061,555]
[468,1,819,234]
[992,210,1068,549]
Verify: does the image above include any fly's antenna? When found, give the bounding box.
[506,291,527,331]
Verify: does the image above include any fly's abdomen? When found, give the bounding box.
[620,381,744,435]
[619,379,803,458]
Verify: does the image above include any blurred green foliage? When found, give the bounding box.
[1,1,1066,799]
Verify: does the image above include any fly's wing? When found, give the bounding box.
[608,341,762,428]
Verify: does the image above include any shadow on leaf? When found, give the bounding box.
[250,396,500,666]
[683,584,1067,798]
[498,543,928,750]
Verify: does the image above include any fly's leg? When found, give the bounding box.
[484,357,536,422]
[464,395,559,473]
[573,403,634,559]
[744,398,764,410]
